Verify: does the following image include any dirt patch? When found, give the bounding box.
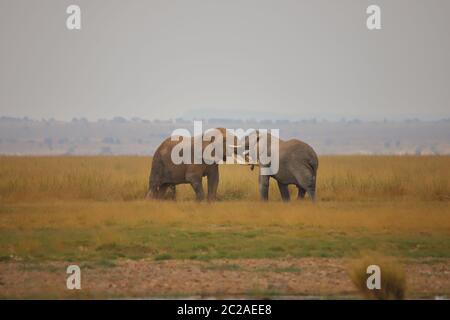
[0,258,449,299]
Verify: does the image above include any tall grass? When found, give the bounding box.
[0,156,449,202]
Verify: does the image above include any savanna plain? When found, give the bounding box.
[0,156,449,299]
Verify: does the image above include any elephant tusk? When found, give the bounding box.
[234,154,247,164]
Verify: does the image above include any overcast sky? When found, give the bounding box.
[0,0,449,121]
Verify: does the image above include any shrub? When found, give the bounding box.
[349,254,406,300]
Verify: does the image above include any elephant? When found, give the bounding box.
[146,128,238,201]
[243,131,318,202]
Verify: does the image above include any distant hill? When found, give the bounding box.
[0,117,449,155]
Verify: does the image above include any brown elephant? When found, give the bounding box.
[146,128,238,201]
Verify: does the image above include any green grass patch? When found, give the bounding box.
[0,201,449,263]
[1,223,449,263]
[154,253,173,261]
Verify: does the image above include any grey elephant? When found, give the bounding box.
[243,131,318,202]
[146,128,238,201]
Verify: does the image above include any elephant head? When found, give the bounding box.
[203,127,241,164]
[238,129,280,175]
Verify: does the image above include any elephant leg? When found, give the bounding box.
[158,184,176,200]
[168,185,176,200]
[297,186,306,200]
[146,184,160,199]
[207,168,219,201]
[259,174,270,201]
[293,170,316,202]
[145,180,159,199]
[157,184,170,199]
[187,176,205,201]
[277,181,290,202]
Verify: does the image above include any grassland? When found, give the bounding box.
[0,156,449,298]
[1,155,449,202]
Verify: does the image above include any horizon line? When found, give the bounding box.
[1,115,450,123]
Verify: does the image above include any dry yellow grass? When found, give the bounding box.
[0,155,449,202]
[1,201,448,232]
[0,156,448,261]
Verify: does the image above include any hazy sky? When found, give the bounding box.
[1,0,449,120]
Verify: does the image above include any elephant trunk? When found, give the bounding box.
[147,173,161,199]
[146,154,163,199]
